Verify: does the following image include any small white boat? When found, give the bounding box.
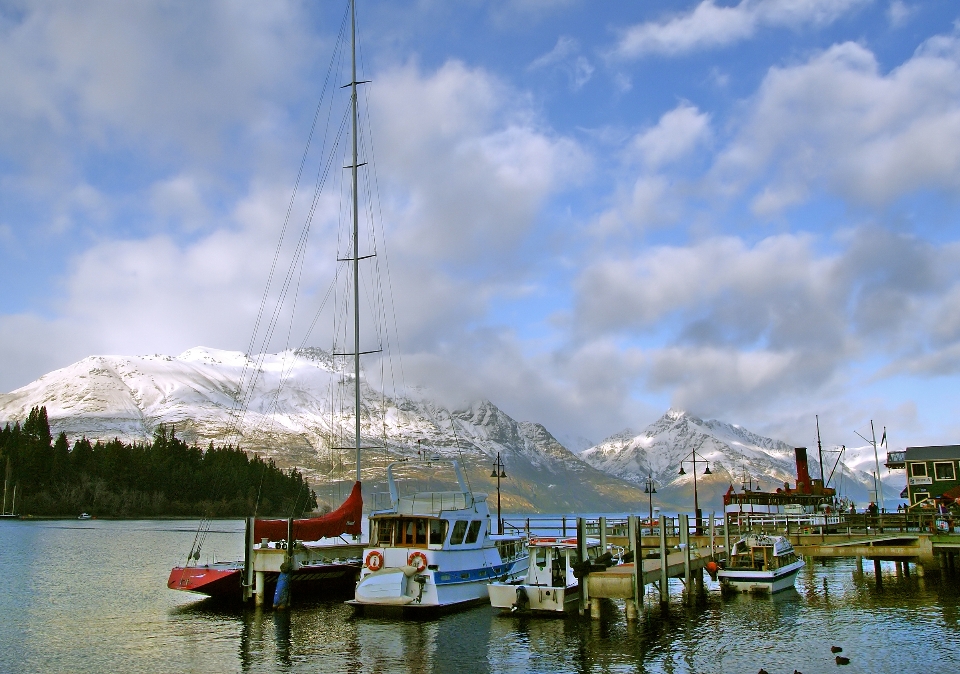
[347,459,528,615]
[718,534,804,593]
[78,513,91,520]
[488,536,612,614]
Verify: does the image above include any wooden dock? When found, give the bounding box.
[528,512,960,620]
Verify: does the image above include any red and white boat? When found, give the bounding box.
[168,481,365,600]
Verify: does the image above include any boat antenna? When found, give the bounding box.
[816,415,825,486]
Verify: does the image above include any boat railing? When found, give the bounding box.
[371,490,473,515]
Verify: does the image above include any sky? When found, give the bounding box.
[1,0,959,452]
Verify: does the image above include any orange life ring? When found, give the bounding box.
[365,550,384,571]
[407,551,428,572]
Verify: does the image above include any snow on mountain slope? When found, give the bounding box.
[581,409,902,507]
[0,347,652,512]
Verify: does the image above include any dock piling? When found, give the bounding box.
[659,517,669,606]
[628,514,639,620]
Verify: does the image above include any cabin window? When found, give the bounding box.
[464,520,482,544]
[934,462,956,481]
[534,547,548,568]
[911,462,927,477]
[374,519,394,546]
[429,519,447,545]
[450,520,468,545]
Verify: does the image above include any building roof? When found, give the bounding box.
[905,445,960,461]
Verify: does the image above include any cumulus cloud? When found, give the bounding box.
[592,103,711,233]
[369,60,588,263]
[570,228,960,415]
[611,0,871,59]
[529,36,594,90]
[714,37,960,213]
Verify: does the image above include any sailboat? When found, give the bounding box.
[168,0,381,602]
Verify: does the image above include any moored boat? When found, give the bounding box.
[718,533,804,593]
[168,481,365,600]
[488,536,613,614]
[347,459,528,616]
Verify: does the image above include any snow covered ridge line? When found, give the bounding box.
[580,408,902,505]
[0,347,901,508]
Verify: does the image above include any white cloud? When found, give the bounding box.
[570,228,960,415]
[715,37,960,212]
[611,0,871,59]
[369,60,589,262]
[628,103,711,169]
[529,36,594,90]
[887,1,914,27]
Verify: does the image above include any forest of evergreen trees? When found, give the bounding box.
[0,406,318,517]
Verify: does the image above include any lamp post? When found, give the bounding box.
[678,450,712,535]
[643,476,657,535]
[491,453,507,535]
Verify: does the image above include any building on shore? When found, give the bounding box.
[886,445,960,506]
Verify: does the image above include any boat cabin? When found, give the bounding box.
[525,538,601,587]
[727,536,799,571]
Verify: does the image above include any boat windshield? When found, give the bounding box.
[372,517,448,547]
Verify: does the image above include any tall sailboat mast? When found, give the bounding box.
[350,0,361,483]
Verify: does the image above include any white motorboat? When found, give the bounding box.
[718,533,804,593]
[348,459,528,615]
[488,536,613,614]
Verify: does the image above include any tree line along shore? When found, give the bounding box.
[0,406,317,518]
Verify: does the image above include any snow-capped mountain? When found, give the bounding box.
[581,409,902,508]
[0,346,650,513]
[0,350,904,511]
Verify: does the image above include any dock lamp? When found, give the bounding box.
[678,451,712,535]
[643,477,657,534]
[491,453,507,535]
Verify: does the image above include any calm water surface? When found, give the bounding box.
[2,519,959,673]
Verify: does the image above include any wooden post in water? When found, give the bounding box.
[709,513,715,558]
[856,555,863,575]
[577,517,587,616]
[874,558,883,587]
[628,514,639,621]
[680,514,691,605]
[659,516,669,606]
[243,516,255,603]
[723,512,731,562]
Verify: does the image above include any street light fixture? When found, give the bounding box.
[643,476,657,535]
[678,450,712,535]
[491,452,507,535]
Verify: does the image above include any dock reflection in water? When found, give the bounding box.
[4,519,960,673]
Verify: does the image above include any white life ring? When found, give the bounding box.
[365,550,384,571]
[407,551,428,572]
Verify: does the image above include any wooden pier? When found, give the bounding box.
[506,510,960,620]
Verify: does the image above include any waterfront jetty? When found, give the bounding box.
[503,509,960,620]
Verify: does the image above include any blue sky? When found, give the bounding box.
[2,0,959,450]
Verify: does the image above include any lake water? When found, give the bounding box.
[2,518,959,673]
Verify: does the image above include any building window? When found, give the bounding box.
[913,491,930,504]
[911,463,927,477]
[934,462,956,481]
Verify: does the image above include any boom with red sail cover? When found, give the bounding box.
[254,481,362,542]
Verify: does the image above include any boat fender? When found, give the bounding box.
[273,570,291,610]
[705,561,719,581]
[365,550,384,571]
[511,586,529,612]
[407,551,428,572]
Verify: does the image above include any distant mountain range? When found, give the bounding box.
[0,347,902,512]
